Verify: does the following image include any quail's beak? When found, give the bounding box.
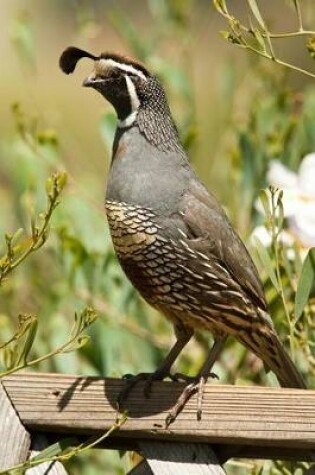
[82,74,104,88]
[82,76,94,87]
[83,75,96,87]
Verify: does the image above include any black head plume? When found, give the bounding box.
[59,47,98,74]
[59,47,182,151]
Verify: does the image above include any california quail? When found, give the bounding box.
[59,47,306,423]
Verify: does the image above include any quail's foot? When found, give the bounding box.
[165,372,218,427]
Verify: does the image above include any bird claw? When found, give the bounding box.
[165,381,199,427]
[165,372,218,427]
[118,369,218,426]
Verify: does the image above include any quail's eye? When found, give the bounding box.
[110,69,121,79]
[129,73,139,81]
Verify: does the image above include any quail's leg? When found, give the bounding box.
[117,326,193,408]
[165,335,227,427]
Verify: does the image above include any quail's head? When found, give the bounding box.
[59,47,154,125]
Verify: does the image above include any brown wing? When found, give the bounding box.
[180,179,267,312]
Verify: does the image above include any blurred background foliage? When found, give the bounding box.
[0,1,315,474]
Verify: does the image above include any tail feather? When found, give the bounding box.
[268,334,306,389]
[247,309,307,389]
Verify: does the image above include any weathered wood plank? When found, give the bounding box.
[0,383,69,474]
[3,372,315,457]
[0,382,31,470]
[139,442,226,474]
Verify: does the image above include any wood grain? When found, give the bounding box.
[0,382,30,470]
[139,442,226,474]
[3,372,315,458]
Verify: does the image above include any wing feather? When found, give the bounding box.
[179,179,267,312]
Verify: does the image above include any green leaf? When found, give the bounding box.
[306,36,315,59]
[213,0,228,15]
[294,248,315,321]
[252,236,280,291]
[291,0,300,20]
[64,335,90,353]
[220,30,231,41]
[57,171,68,191]
[259,189,271,220]
[16,317,38,365]
[247,0,266,30]
[30,438,77,462]
[282,245,294,285]
[11,228,24,246]
[276,192,284,232]
[253,28,267,53]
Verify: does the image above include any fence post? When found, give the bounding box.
[134,442,227,475]
[0,381,68,474]
[0,382,30,470]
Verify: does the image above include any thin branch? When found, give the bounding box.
[216,4,315,38]
[293,0,304,32]
[0,172,67,286]
[0,308,97,378]
[214,0,315,79]
[269,30,315,39]
[244,42,315,79]
[0,414,127,475]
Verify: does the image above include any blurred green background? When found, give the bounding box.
[1,1,315,474]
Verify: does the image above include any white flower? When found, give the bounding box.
[251,225,294,247]
[267,153,315,247]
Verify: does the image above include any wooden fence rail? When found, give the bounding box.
[1,372,315,473]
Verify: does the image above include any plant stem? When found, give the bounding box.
[0,323,81,378]
[244,42,315,79]
[0,415,127,474]
[213,0,315,79]
[269,30,315,38]
[293,0,304,32]
[0,180,61,285]
[270,192,295,358]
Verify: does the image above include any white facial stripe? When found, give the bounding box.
[118,111,138,128]
[99,58,147,81]
[125,75,140,112]
[118,75,140,128]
